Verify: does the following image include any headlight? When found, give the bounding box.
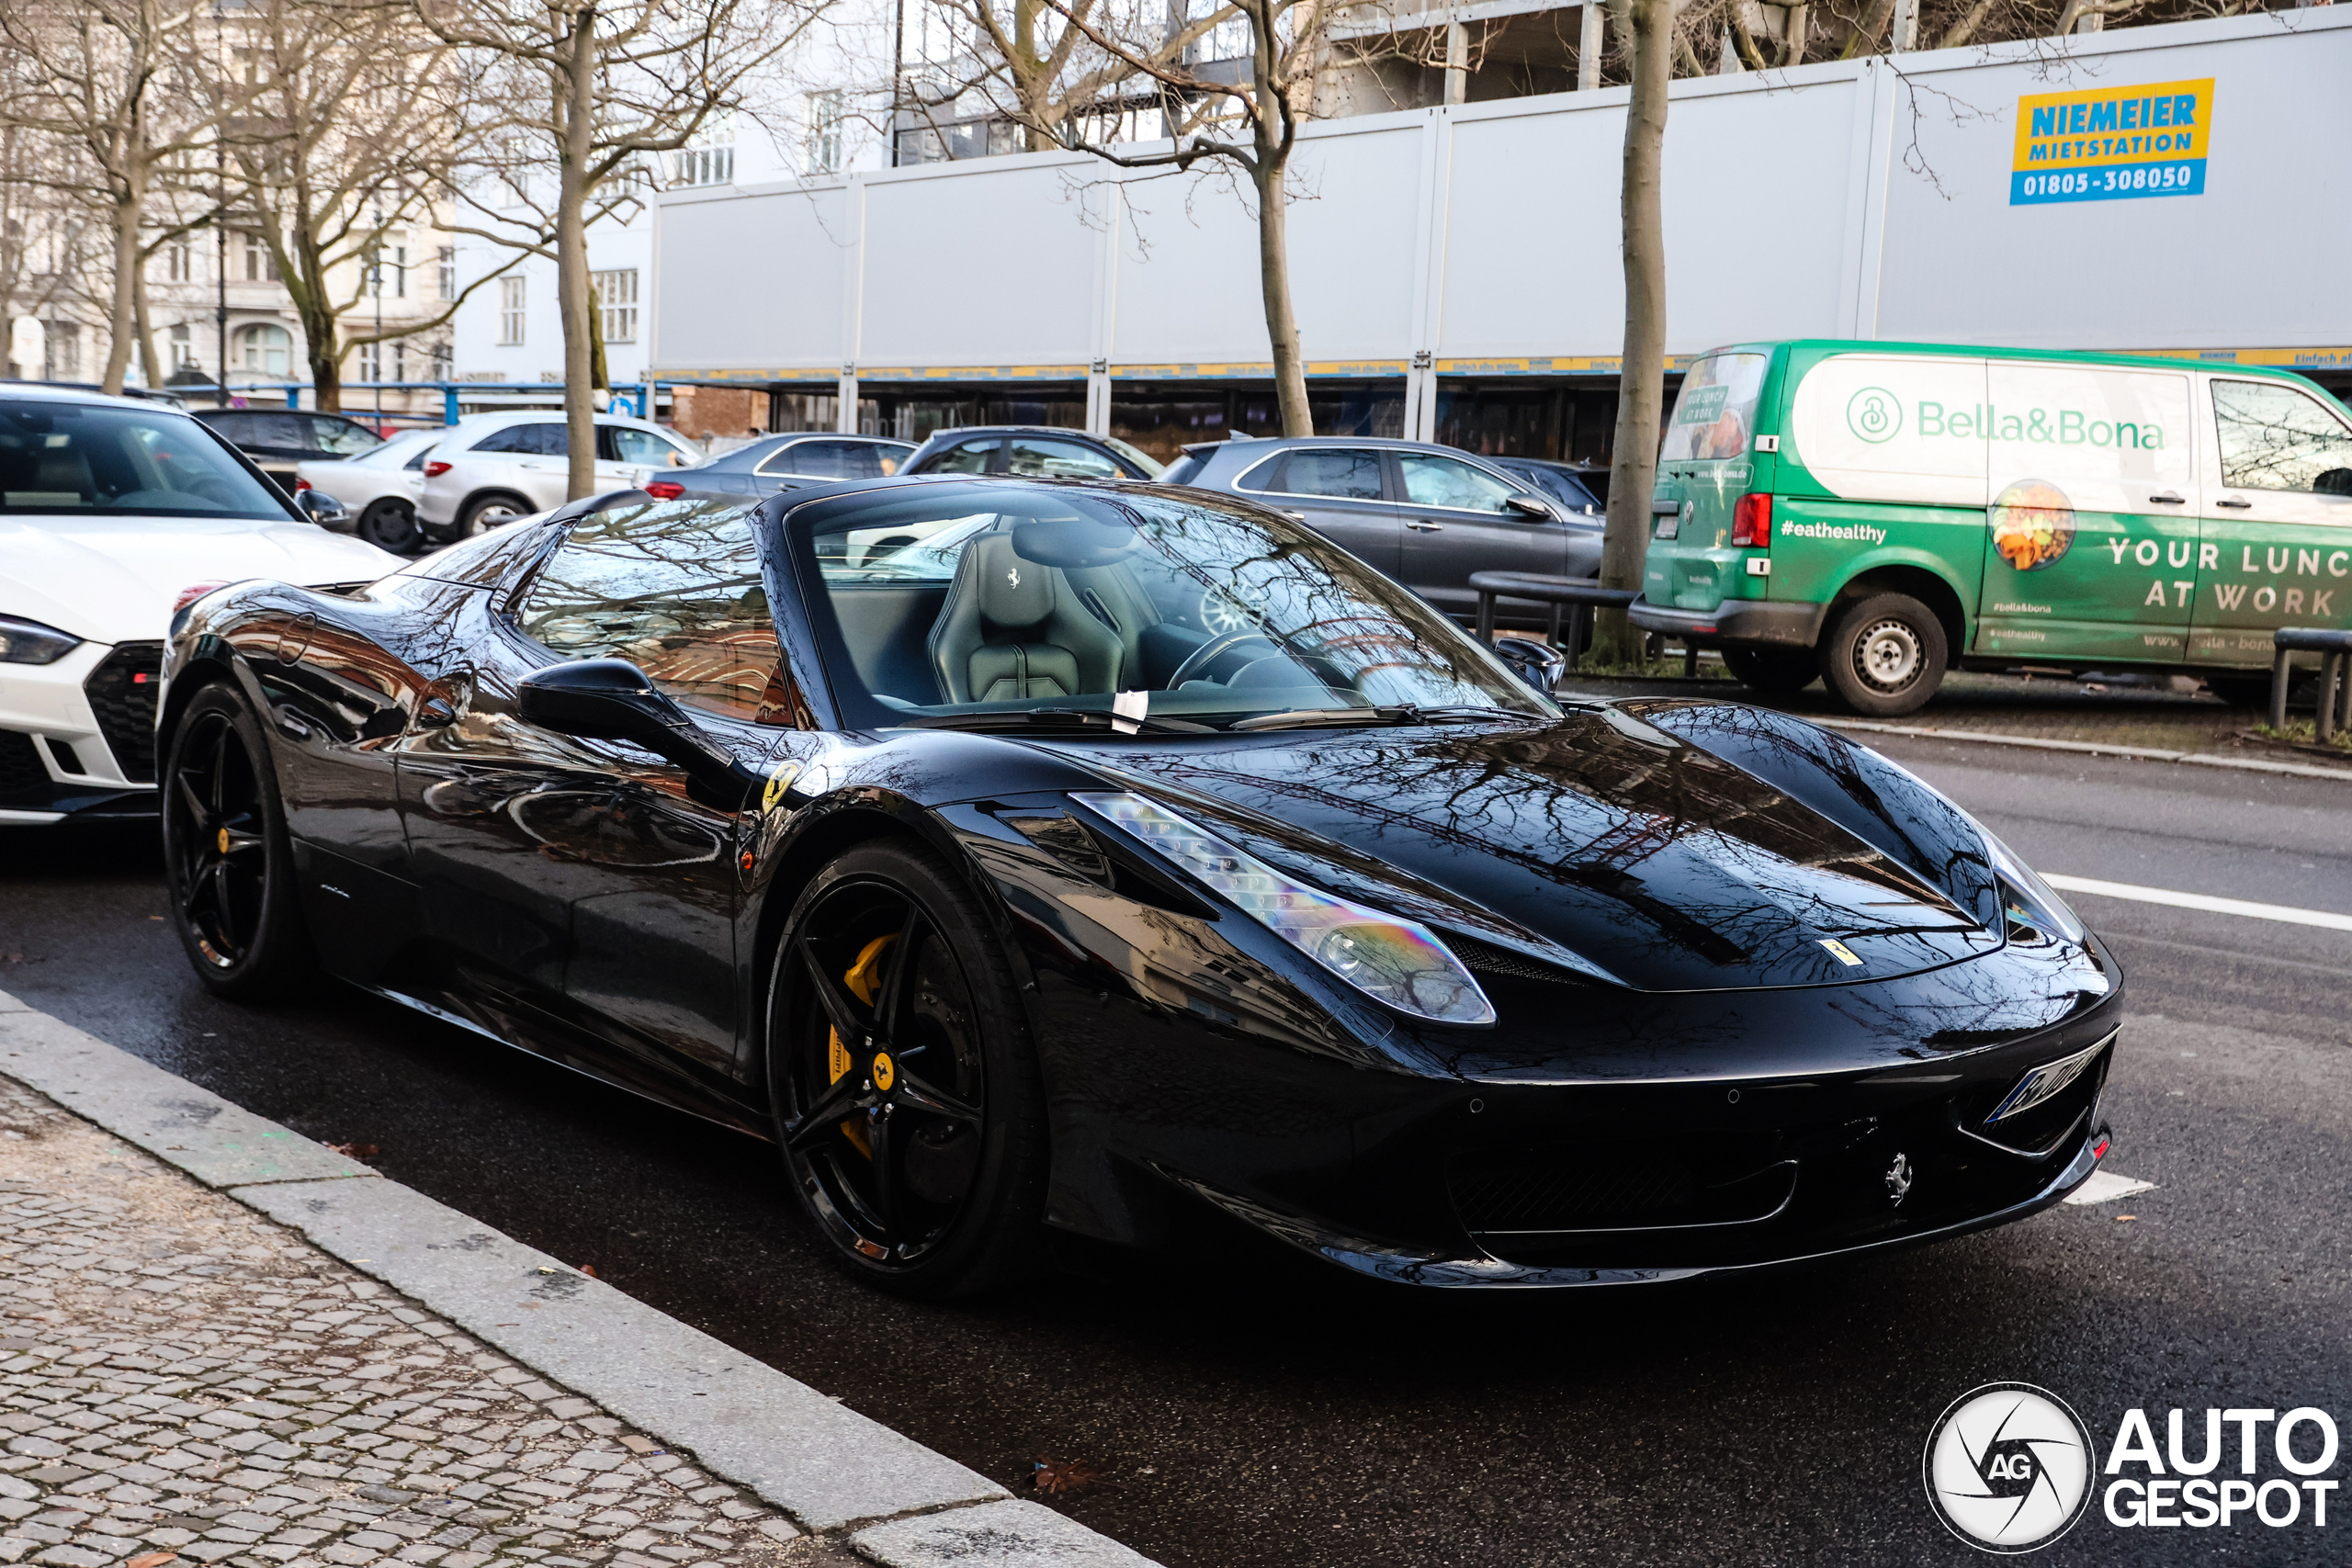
[1985,832,2085,944]
[1072,791,1495,1025]
[0,615,81,665]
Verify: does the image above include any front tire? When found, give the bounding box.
[1724,645,1818,695]
[1820,592,1949,716]
[355,499,422,552]
[162,683,315,999]
[767,841,1047,1297]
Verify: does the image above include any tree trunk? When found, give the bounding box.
[100,171,145,395]
[1592,0,1672,666]
[1254,163,1311,436]
[556,6,600,500]
[132,265,164,390]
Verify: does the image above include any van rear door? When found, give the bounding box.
[2189,377,2352,666]
[1976,362,2198,665]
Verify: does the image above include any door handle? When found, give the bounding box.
[1282,510,1307,521]
[1407,521,1445,532]
[2215,495,2253,509]
[2148,492,2185,504]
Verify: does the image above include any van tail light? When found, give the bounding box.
[1731,492,1772,547]
[643,479,685,501]
[174,581,231,615]
[424,460,453,478]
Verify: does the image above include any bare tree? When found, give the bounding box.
[419,0,829,500]
[0,0,262,393]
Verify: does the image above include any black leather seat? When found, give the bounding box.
[927,533,1125,703]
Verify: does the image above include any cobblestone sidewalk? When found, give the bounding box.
[0,1076,854,1568]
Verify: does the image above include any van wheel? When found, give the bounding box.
[1821,592,1947,716]
[1724,647,1818,695]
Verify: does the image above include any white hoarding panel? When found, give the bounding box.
[860,164,1097,367]
[1874,19,2352,351]
[656,189,847,370]
[1787,352,1989,505]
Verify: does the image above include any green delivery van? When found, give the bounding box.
[1628,340,2352,714]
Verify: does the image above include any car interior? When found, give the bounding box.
[0,404,285,517]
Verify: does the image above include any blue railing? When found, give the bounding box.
[196,381,662,424]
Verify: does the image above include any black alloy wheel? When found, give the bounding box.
[769,842,1046,1296]
[356,498,423,552]
[162,684,313,998]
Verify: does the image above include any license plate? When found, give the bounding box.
[1985,1034,2112,1124]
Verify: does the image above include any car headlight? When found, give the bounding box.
[0,615,81,665]
[1985,832,2085,944]
[1072,791,1496,1025]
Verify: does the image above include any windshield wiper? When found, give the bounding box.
[1230,704,1543,732]
[895,707,1215,736]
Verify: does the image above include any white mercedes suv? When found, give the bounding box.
[417,411,700,541]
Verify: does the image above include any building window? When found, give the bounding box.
[168,323,194,369]
[243,232,279,282]
[391,238,407,299]
[429,342,453,381]
[437,245,456,301]
[392,340,407,381]
[358,340,382,382]
[806,91,843,175]
[670,120,735,187]
[44,322,80,379]
[236,322,291,376]
[591,268,638,344]
[498,275,526,345]
[164,240,192,282]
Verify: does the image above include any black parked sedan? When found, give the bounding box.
[646,432,915,503]
[157,477,2120,1296]
[1166,436,1603,626]
[193,408,384,487]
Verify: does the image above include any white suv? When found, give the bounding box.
[418,412,702,541]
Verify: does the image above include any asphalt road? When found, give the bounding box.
[3,733,2347,1567]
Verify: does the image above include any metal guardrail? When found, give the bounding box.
[2273,626,2352,743]
[1467,570,1638,657]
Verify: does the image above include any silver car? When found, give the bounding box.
[418,412,701,540]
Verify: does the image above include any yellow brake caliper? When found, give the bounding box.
[831,933,896,1158]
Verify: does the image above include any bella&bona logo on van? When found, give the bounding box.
[2010,78,2213,207]
[1842,387,2172,452]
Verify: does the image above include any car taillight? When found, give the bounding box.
[294,477,311,492]
[424,460,452,478]
[174,581,231,615]
[1731,492,1772,547]
[644,480,684,501]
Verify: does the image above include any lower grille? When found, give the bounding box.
[83,641,164,782]
[0,730,46,800]
[1450,1148,1797,1234]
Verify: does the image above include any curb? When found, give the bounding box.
[0,987,1159,1568]
[1807,716,2352,782]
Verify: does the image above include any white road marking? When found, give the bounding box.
[2065,1170,2157,1206]
[2043,874,2352,932]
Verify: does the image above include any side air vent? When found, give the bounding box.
[84,641,164,783]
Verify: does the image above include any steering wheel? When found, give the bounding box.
[1168,630,1281,688]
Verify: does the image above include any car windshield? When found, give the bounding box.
[788,480,1556,731]
[0,402,289,519]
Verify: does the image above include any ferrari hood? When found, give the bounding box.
[1055,706,2006,993]
[0,513,399,645]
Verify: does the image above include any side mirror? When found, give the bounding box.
[1490,634,1566,694]
[1504,494,1555,521]
[298,489,349,526]
[516,659,759,810]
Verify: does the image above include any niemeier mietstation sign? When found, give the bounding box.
[2011,77,2215,206]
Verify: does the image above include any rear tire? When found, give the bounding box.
[355,499,422,553]
[161,683,315,999]
[1724,646,1818,695]
[1820,592,1948,716]
[767,840,1048,1297]
[460,492,533,536]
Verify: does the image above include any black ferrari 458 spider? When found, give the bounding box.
[156,476,2121,1295]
